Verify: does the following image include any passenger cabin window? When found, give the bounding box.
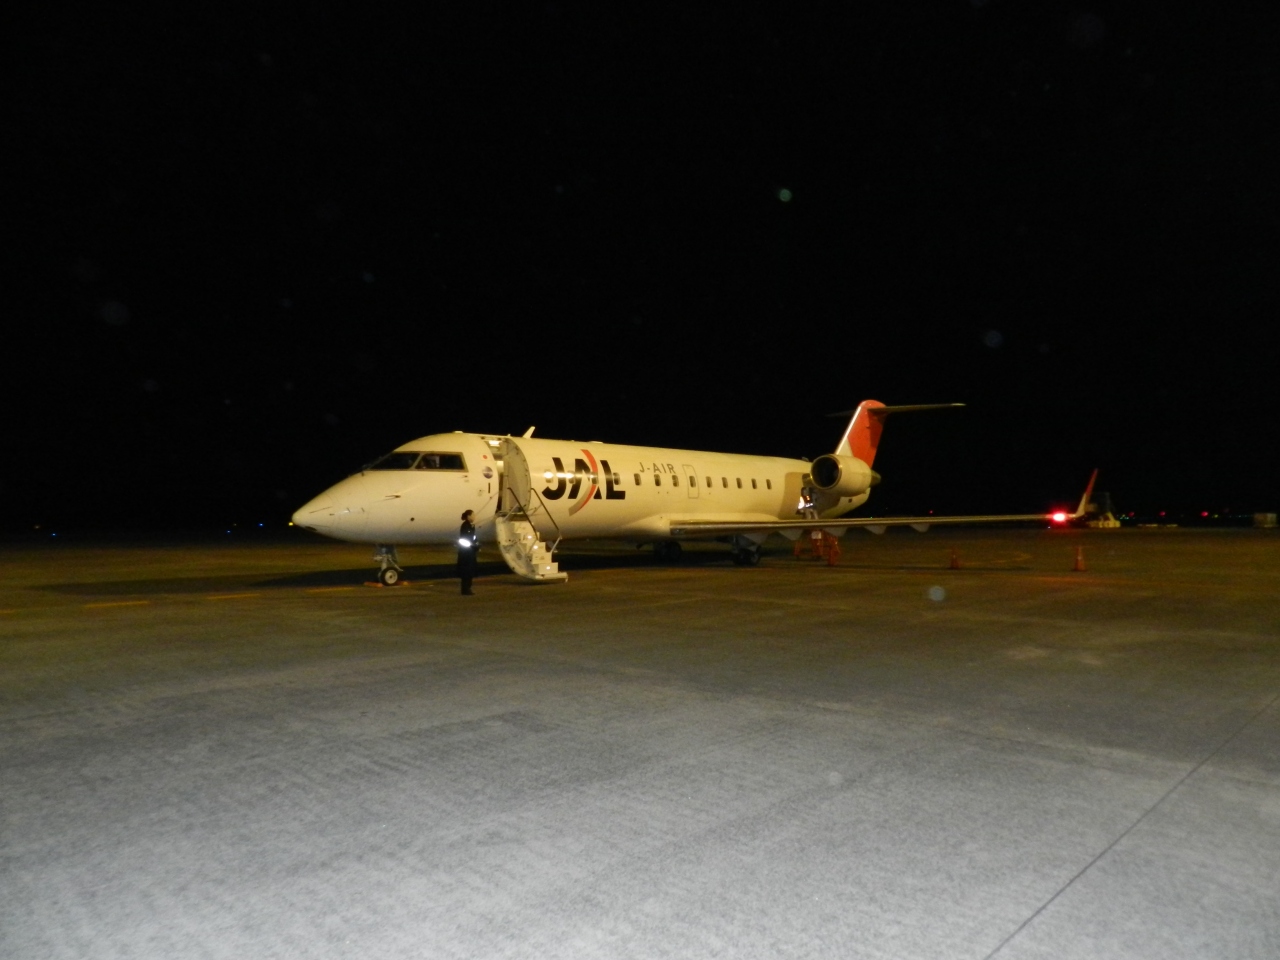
[751,479,757,489]
[766,479,773,490]
[736,478,742,489]
[654,474,661,486]
[722,477,728,488]
[634,474,641,485]
[706,476,712,488]
[672,474,680,487]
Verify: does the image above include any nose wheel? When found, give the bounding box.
[373,545,404,585]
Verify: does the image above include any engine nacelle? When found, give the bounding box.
[810,454,877,498]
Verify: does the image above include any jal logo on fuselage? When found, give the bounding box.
[542,449,624,515]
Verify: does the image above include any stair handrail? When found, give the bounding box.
[502,474,563,556]
[528,485,563,555]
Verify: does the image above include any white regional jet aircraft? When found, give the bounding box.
[292,401,1093,584]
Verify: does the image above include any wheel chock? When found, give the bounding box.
[1072,546,1087,572]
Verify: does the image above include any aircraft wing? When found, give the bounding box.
[671,512,1060,536]
[670,471,1097,538]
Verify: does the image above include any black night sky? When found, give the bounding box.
[9,3,1278,533]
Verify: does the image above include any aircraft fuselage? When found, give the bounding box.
[291,432,868,546]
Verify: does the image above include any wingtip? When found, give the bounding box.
[1072,468,1099,518]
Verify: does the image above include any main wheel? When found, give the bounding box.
[378,566,401,586]
[654,541,683,563]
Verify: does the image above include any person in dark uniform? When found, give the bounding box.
[457,509,479,595]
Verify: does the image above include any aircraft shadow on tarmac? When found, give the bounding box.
[35,551,1031,595]
[33,572,348,596]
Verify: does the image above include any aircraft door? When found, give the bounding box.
[682,464,699,499]
[498,438,560,541]
[499,439,531,514]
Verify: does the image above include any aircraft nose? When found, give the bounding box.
[292,494,337,532]
[291,499,329,531]
[292,476,369,538]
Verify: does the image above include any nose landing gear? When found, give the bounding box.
[373,545,404,585]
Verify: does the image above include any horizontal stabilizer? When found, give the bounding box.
[834,401,966,464]
[827,403,965,418]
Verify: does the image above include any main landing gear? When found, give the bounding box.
[654,538,761,566]
[729,536,762,567]
[653,540,683,563]
[373,544,404,585]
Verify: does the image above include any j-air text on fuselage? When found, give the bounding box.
[291,401,1095,584]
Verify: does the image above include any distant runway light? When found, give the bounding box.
[927,585,946,602]
[778,188,793,202]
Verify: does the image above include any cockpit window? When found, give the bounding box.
[415,453,466,471]
[366,451,468,471]
[367,452,422,471]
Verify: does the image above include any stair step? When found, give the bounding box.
[494,515,567,583]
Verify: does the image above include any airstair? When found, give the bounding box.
[494,438,567,582]
[494,513,566,582]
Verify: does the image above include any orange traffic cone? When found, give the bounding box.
[1072,546,1087,572]
[949,548,961,570]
